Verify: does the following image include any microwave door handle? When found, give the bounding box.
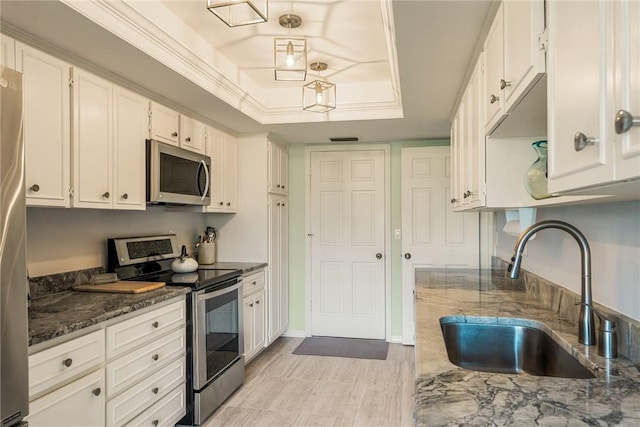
[200,160,210,200]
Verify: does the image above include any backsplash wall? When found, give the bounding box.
[27,207,207,277]
[495,200,640,321]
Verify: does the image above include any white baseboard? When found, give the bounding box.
[282,329,307,338]
[389,335,404,344]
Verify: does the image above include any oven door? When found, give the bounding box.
[192,278,243,390]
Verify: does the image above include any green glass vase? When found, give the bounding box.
[525,140,552,200]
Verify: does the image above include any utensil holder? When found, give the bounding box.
[198,242,216,265]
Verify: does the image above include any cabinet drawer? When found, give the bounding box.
[124,384,186,427]
[29,329,105,398]
[28,369,105,427]
[242,269,265,296]
[106,301,185,359]
[106,328,186,398]
[106,358,185,427]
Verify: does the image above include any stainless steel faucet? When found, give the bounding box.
[507,220,596,346]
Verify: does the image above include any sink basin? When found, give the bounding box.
[440,317,596,379]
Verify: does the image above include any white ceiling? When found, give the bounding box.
[0,0,496,144]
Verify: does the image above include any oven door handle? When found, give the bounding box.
[196,280,242,302]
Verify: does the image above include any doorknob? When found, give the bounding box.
[404,253,411,259]
[376,253,383,259]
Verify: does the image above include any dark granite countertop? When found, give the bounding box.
[414,268,640,426]
[28,286,190,347]
[197,262,267,274]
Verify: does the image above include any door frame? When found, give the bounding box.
[304,144,392,341]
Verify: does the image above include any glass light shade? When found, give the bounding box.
[303,80,336,112]
[274,38,307,81]
[206,0,268,27]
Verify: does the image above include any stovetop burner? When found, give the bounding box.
[107,235,242,290]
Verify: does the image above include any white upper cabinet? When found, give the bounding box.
[0,34,15,68]
[268,141,288,195]
[113,86,147,209]
[205,127,237,213]
[149,102,180,146]
[485,0,546,134]
[150,102,206,154]
[16,42,71,208]
[72,68,147,210]
[179,115,206,155]
[548,0,640,195]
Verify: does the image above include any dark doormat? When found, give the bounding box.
[292,336,389,360]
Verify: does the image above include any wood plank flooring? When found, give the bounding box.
[203,337,415,427]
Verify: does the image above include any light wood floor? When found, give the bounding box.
[202,337,415,427]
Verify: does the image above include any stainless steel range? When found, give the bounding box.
[108,234,244,425]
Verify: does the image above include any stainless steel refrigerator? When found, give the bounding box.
[0,66,29,426]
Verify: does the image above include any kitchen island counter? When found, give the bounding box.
[28,286,190,347]
[414,268,640,426]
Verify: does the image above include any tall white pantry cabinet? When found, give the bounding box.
[215,133,289,343]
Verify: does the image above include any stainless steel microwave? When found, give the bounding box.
[146,139,211,206]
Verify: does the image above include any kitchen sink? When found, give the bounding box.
[440,317,596,379]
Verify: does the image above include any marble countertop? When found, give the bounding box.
[414,268,640,426]
[197,262,267,274]
[28,286,190,347]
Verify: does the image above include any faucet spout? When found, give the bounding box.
[507,220,595,346]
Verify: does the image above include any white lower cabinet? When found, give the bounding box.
[242,269,266,363]
[27,299,187,427]
[28,369,105,427]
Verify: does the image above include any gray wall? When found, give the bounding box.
[495,200,640,321]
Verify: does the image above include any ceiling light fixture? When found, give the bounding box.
[303,62,336,113]
[274,14,306,81]
[206,0,268,27]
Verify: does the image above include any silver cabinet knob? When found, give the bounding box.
[185,137,191,142]
[102,192,110,199]
[171,131,178,137]
[282,185,285,189]
[249,303,254,307]
[499,79,511,90]
[152,420,159,427]
[152,321,159,328]
[62,358,73,367]
[450,198,457,203]
[574,132,598,152]
[490,94,499,104]
[152,354,159,361]
[219,201,224,206]
[404,253,411,260]
[92,387,101,396]
[615,110,640,135]
[151,387,159,394]
[121,193,128,200]
[256,300,260,304]
[376,253,383,260]
[227,202,231,206]
[30,184,40,192]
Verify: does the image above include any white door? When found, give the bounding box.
[310,150,386,339]
[401,146,480,344]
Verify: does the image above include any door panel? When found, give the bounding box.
[310,150,386,339]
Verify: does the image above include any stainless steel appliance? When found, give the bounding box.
[108,235,244,425]
[0,66,29,427]
[146,139,211,206]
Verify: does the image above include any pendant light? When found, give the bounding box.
[206,0,268,27]
[303,62,336,112]
[274,14,307,81]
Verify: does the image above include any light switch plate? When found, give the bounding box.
[394,229,401,239]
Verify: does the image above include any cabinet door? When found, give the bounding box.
[253,289,266,351]
[267,195,283,342]
[279,147,288,195]
[206,129,237,212]
[224,136,238,210]
[484,3,505,133]
[149,102,179,146]
[243,296,254,357]
[180,115,206,154]
[268,141,288,194]
[547,0,616,193]
[72,68,113,208]
[28,369,105,427]
[0,33,15,68]
[278,199,288,336]
[450,110,462,208]
[502,0,546,111]
[16,42,71,207]
[113,85,147,210]
[466,55,485,207]
[614,0,640,180]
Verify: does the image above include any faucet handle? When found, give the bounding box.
[593,308,618,359]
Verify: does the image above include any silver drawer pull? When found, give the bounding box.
[92,387,101,396]
[152,321,159,328]
[615,109,640,134]
[152,420,159,427]
[102,191,110,199]
[574,132,598,152]
[171,131,178,137]
[185,137,191,142]
[256,300,260,304]
[152,354,159,361]
[121,193,128,200]
[62,358,73,367]
[152,387,159,394]
[499,79,511,90]
[249,303,254,307]
[490,94,499,104]
[30,184,40,192]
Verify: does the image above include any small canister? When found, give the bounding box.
[198,242,216,265]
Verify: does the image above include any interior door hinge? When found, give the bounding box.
[538,29,548,52]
